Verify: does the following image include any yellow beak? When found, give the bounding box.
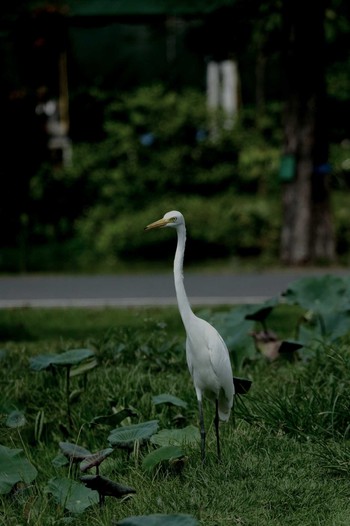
[144,217,171,230]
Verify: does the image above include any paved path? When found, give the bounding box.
[0,268,349,308]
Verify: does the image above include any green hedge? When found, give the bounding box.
[2,84,349,272]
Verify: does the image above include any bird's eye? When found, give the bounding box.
[171,217,177,222]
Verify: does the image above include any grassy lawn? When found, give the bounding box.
[1,306,350,525]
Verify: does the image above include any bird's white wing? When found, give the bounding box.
[204,321,235,419]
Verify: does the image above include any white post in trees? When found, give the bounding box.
[207,60,220,140]
[220,59,239,130]
[206,58,240,139]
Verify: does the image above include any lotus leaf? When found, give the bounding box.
[142,445,184,472]
[152,393,188,408]
[0,445,37,494]
[45,476,99,514]
[108,420,159,447]
[59,441,91,462]
[150,426,199,447]
[283,275,348,314]
[30,348,95,371]
[5,410,26,428]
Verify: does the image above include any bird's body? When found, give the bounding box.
[185,316,234,421]
[145,210,234,461]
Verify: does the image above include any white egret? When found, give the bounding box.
[145,210,235,462]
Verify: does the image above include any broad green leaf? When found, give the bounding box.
[297,311,350,344]
[298,323,321,346]
[0,445,37,495]
[142,445,184,472]
[29,354,56,371]
[30,349,95,371]
[320,311,350,341]
[108,420,159,447]
[283,275,348,314]
[52,453,69,468]
[59,442,91,462]
[50,349,95,366]
[117,514,198,526]
[152,393,188,409]
[150,426,199,447]
[6,410,26,428]
[45,477,99,514]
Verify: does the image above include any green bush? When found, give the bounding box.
[75,194,280,268]
[67,86,281,267]
[0,85,288,271]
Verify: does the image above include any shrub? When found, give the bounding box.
[0,85,290,270]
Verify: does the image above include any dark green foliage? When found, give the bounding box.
[29,348,96,371]
[59,442,91,463]
[5,410,26,429]
[0,445,37,495]
[150,426,200,448]
[2,85,283,272]
[67,86,281,267]
[4,81,350,271]
[152,394,188,409]
[45,476,99,514]
[283,274,350,314]
[283,275,350,346]
[108,421,159,449]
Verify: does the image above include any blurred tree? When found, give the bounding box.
[280,0,336,264]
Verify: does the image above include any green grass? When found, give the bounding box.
[1,307,350,525]
[0,307,182,341]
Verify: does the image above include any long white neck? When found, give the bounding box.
[173,224,195,331]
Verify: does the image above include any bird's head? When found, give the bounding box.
[145,210,185,231]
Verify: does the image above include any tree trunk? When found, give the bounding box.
[280,0,335,264]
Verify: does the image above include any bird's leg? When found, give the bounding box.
[198,399,206,463]
[215,399,221,461]
[231,397,236,428]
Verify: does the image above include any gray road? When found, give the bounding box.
[0,268,349,308]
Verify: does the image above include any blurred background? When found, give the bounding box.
[1,0,350,273]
